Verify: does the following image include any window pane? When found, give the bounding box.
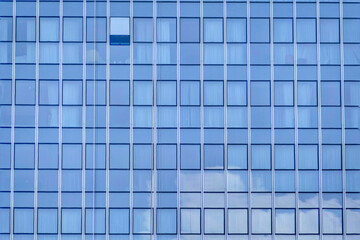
[299,171,319,192]
[205,209,224,234]
[321,81,340,106]
[251,171,272,192]
[298,81,317,106]
[86,81,106,106]
[85,209,105,234]
[344,19,360,43]
[157,81,176,106]
[275,81,293,106]
[298,145,318,169]
[346,171,360,192]
[157,170,177,192]
[275,209,295,234]
[17,17,35,41]
[297,19,316,43]
[228,170,248,192]
[0,144,11,169]
[252,209,271,234]
[204,18,223,42]
[251,145,271,170]
[204,81,223,106]
[38,209,57,234]
[344,82,359,106]
[39,81,59,105]
[227,18,246,43]
[0,208,10,233]
[274,19,293,42]
[157,43,176,64]
[40,18,59,42]
[346,209,360,234]
[63,17,82,42]
[16,80,35,105]
[133,144,152,169]
[346,145,360,169]
[323,171,342,192]
[275,145,294,169]
[134,81,153,105]
[250,18,269,42]
[180,81,200,106]
[0,17,12,41]
[85,144,105,169]
[109,209,129,234]
[39,43,59,64]
[133,209,152,234]
[134,18,153,42]
[204,145,224,169]
[322,145,341,169]
[15,144,34,169]
[320,19,339,43]
[227,44,247,64]
[110,144,129,169]
[157,18,176,42]
[180,18,199,42]
[61,209,81,234]
[180,145,200,170]
[180,209,200,234]
[62,144,82,169]
[0,80,11,105]
[110,17,130,45]
[228,145,247,169]
[251,81,270,106]
[227,81,246,106]
[87,18,106,42]
[275,171,295,192]
[157,209,176,234]
[299,209,319,234]
[204,44,224,64]
[14,208,34,233]
[63,81,82,105]
[228,209,247,234]
[157,145,176,170]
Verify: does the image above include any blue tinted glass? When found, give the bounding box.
[157,81,176,106]
[0,208,10,233]
[275,209,295,234]
[204,81,223,106]
[205,209,224,234]
[227,18,246,43]
[17,17,36,41]
[16,80,35,105]
[275,145,294,169]
[323,171,342,192]
[40,18,59,42]
[63,81,82,105]
[274,19,292,43]
[299,209,319,234]
[85,209,105,234]
[322,145,341,169]
[0,17,12,41]
[320,19,339,43]
[323,209,342,234]
[180,18,199,42]
[346,171,360,192]
[298,145,318,169]
[86,81,106,105]
[251,145,271,170]
[14,208,34,234]
[298,82,317,106]
[228,170,248,192]
[252,209,271,234]
[109,81,129,105]
[251,81,270,106]
[157,170,177,192]
[299,171,319,192]
[347,209,360,234]
[85,144,106,169]
[109,209,129,234]
[39,81,59,105]
[157,18,176,42]
[133,145,152,169]
[180,209,200,234]
[180,107,200,128]
[61,209,81,234]
[204,44,224,64]
[61,170,82,192]
[250,18,269,42]
[157,209,176,234]
[251,171,272,192]
[15,144,34,169]
[276,171,295,192]
[180,81,200,106]
[321,82,340,106]
[204,145,224,169]
[180,145,200,170]
[346,145,360,169]
[134,18,153,42]
[0,144,11,169]
[63,17,82,42]
[227,44,247,64]
[228,209,247,234]
[297,19,316,43]
[39,43,59,63]
[275,81,293,106]
[228,145,247,169]
[38,209,57,234]
[133,209,152,234]
[344,82,359,106]
[62,144,82,169]
[204,18,223,42]
[227,81,246,106]
[134,81,153,105]
[0,81,12,105]
[344,19,360,43]
[87,18,106,42]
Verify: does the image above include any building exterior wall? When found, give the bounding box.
[0,0,359,239]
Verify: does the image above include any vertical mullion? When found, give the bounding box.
[106,0,110,238]
[246,0,251,237]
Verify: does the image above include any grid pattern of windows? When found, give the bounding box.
[0,0,359,239]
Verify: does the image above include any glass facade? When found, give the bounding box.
[0,0,359,239]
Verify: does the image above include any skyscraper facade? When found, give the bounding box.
[0,0,359,239]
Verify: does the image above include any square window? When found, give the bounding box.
[251,145,271,170]
[274,18,293,42]
[0,17,12,41]
[61,209,82,234]
[180,18,200,43]
[133,209,153,234]
[39,81,59,105]
[157,145,176,169]
[275,145,294,170]
[15,144,35,169]
[180,81,200,106]
[180,209,200,234]
[110,17,130,45]
[205,209,224,234]
[251,171,272,192]
[85,209,105,234]
[275,209,295,234]
[298,81,317,106]
[157,209,177,234]
[321,81,340,106]
[228,145,247,169]
[157,170,177,192]
[228,170,248,192]
[227,81,247,106]
[86,81,106,105]
[157,81,177,106]
[323,171,342,192]
[157,18,176,42]
[298,145,318,169]
[297,19,316,43]
[180,145,200,170]
[274,81,293,106]
[87,17,106,42]
[133,144,153,169]
[228,209,247,234]
[85,144,105,170]
[204,18,223,42]
[227,18,246,43]
[16,17,36,42]
[110,81,129,105]
[344,19,360,43]
[63,81,82,105]
[251,81,270,106]
[250,18,269,43]
[37,208,58,234]
[299,209,319,234]
[14,208,34,234]
[204,81,223,106]
[110,144,129,169]
[40,18,59,42]
[134,18,153,42]
[109,209,129,234]
[299,171,319,192]
[63,17,83,42]
[320,19,339,43]
[16,80,35,105]
[252,209,271,234]
[204,145,224,169]
[134,81,153,106]
[62,144,82,169]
